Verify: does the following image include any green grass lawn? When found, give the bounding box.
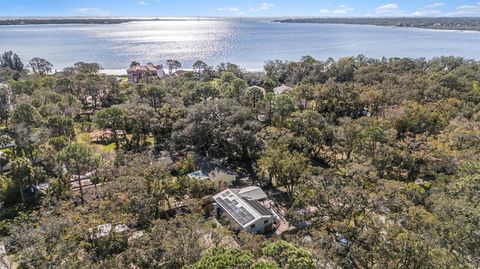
[76,132,92,144]
[75,128,116,153]
[101,143,116,152]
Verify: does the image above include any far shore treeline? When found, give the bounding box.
[0,50,479,268]
[1,16,480,31]
[0,18,186,26]
[275,16,480,31]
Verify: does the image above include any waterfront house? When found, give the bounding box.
[127,63,166,83]
[213,188,275,234]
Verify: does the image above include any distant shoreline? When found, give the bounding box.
[274,17,480,32]
[0,18,184,26]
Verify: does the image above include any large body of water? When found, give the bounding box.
[1,18,479,72]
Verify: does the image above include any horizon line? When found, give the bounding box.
[1,15,480,19]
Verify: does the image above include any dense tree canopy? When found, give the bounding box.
[0,53,479,268]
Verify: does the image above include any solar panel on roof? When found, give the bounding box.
[216,197,255,226]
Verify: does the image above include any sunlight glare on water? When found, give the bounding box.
[0,18,479,71]
[89,20,237,67]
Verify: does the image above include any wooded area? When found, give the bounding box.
[0,52,479,268]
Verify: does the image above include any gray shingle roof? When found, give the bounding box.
[244,199,272,216]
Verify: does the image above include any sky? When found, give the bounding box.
[1,0,480,17]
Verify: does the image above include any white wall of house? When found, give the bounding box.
[157,68,166,78]
[245,216,274,234]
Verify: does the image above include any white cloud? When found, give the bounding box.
[376,3,399,11]
[457,4,477,9]
[250,2,274,12]
[139,1,146,5]
[424,2,445,9]
[217,7,240,12]
[409,2,446,16]
[320,5,354,15]
[75,8,111,16]
[259,3,274,10]
[445,2,480,16]
[411,10,442,16]
[375,3,405,16]
[333,5,354,14]
[217,6,244,15]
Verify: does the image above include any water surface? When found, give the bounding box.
[1,19,479,71]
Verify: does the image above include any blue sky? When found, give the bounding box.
[1,0,480,17]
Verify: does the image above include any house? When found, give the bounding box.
[127,63,166,83]
[231,186,268,201]
[213,188,275,234]
[90,129,113,143]
[90,129,126,143]
[273,84,292,95]
[187,158,236,189]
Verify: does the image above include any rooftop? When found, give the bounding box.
[213,188,273,229]
[127,64,162,73]
[231,186,268,201]
[193,158,237,185]
[273,85,292,95]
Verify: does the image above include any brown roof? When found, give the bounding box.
[145,64,160,72]
[90,129,113,140]
[128,64,162,73]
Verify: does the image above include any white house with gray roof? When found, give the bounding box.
[213,188,275,234]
